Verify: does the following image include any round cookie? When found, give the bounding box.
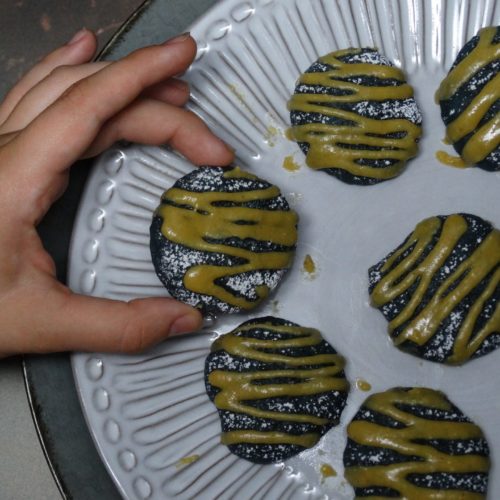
[436,26,500,171]
[368,213,500,365]
[288,48,422,185]
[150,166,298,316]
[204,316,349,464]
[343,387,490,499]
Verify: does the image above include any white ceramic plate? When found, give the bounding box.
[70,1,500,498]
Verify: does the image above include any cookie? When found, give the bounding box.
[150,167,298,316]
[436,26,500,171]
[343,387,490,499]
[288,48,422,185]
[368,213,500,365]
[205,316,349,464]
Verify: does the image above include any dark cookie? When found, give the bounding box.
[150,167,298,316]
[343,387,490,498]
[369,213,500,365]
[205,316,349,464]
[288,48,422,185]
[436,26,500,171]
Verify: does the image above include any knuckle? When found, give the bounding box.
[124,71,147,96]
[33,249,57,276]
[58,78,91,108]
[129,46,156,65]
[47,64,71,81]
[118,312,151,353]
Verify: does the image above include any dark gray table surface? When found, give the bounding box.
[0,0,144,101]
[1,0,217,498]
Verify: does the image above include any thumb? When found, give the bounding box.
[11,290,202,354]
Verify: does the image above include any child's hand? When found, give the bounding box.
[0,30,233,356]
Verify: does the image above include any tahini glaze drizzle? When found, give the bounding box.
[435,150,467,168]
[208,320,348,448]
[158,168,297,310]
[345,387,490,500]
[370,214,500,364]
[288,49,421,181]
[436,27,500,165]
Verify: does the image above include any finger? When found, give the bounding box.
[0,131,18,148]
[7,289,202,354]
[1,67,190,135]
[0,62,108,134]
[2,35,199,187]
[145,78,190,107]
[83,97,234,165]
[48,294,203,353]
[0,29,97,124]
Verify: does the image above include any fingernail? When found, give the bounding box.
[169,313,201,336]
[163,32,191,45]
[67,28,88,46]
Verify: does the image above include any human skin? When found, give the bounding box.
[0,30,234,356]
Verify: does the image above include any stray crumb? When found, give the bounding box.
[282,155,301,172]
[228,83,258,125]
[320,463,337,482]
[270,299,280,315]
[228,84,247,107]
[264,125,281,147]
[176,455,200,468]
[303,254,316,278]
[355,378,372,392]
[286,192,303,206]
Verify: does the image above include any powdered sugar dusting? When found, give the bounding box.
[150,166,297,315]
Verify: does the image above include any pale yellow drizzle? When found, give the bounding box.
[345,387,490,500]
[158,167,298,310]
[287,49,421,181]
[436,150,467,168]
[370,214,500,364]
[209,321,349,448]
[175,455,200,468]
[436,27,500,165]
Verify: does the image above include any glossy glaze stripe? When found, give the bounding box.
[206,317,349,463]
[436,26,499,169]
[344,387,490,499]
[369,213,500,364]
